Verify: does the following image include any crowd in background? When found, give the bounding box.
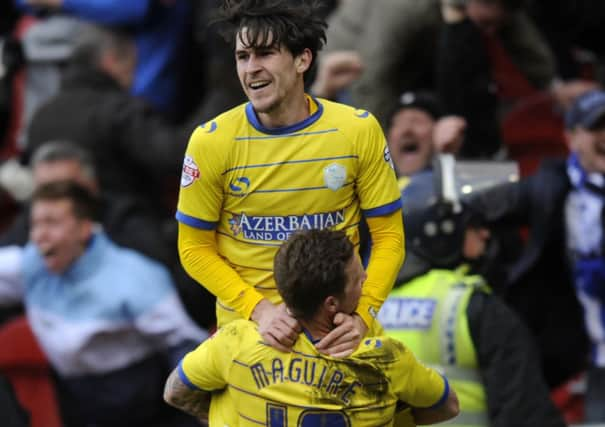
[1,0,605,426]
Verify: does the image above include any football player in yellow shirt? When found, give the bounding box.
[164,229,458,426]
[176,0,404,356]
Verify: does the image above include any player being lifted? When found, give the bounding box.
[175,0,404,355]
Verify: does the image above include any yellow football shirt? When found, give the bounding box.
[180,320,448,426]
[176,97,402,325]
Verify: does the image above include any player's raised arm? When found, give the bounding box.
[317,114,405,357]
[177,222,265,321]
[178,223,301,351]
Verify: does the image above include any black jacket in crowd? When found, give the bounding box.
[20,65,217,329]
[471,158,590,388]
[467,291,567,427]
[26,66,193,220]
[435,17,501,159]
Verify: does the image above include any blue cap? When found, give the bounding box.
[565,90,605,130]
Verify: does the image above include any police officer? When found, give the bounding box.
[378,156,566,427]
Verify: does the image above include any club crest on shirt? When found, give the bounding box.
[180,155,200,187]
[324,163,347,191]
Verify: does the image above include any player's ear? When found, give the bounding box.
[295,48,312,74]
[324,295,339,314]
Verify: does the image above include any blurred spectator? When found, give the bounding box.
[23,24,202,310]
[436,1,502,158]
[0,181,206,427]
[359,90,466,265]
[323,0,555,127]
[0,140,216,330]
[22,24,218,329]
[378,163,566,427]
[437,0,599,160]
[383,93,521,292]
[1,141,141,250]
[14,0,190,119]
[25,24,193,211]
[468,91,605,407]
[11,15,82,153]
[386,90,466,179]
[0,141,93,324]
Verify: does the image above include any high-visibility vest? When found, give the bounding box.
[378,267,490,427]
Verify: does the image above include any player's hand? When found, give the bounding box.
[315,312,367,358]
[440,0,467,23]
[551,79,600,110]
[433,115,466,154]
[310,50,363,100]
[252,300,301,353]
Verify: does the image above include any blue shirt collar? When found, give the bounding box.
[302,327,321,345]
[245,95,324,135]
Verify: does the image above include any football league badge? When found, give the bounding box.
[181,155,200,187]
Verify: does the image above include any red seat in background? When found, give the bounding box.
[0,315,62,427]
[501,92,569,177]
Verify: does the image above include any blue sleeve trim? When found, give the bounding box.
[177,360,202,391]
[175,211,218,230]
[362,199,402,217]
[429,374,450,409]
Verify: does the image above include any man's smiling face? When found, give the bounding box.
[235,28,307,116]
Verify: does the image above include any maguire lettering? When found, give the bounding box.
[289,358,302,383]
[303,360,316,386]
[325,370,345,395]
[316,365,328,389]
[341,381,361,404]
[272,359,284,384]
[250,363,270,388]
[249,358,361,404]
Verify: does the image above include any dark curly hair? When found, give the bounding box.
[216,0,327,81]
[274,229,354,321]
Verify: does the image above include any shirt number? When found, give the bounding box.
[268,404,350,426]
